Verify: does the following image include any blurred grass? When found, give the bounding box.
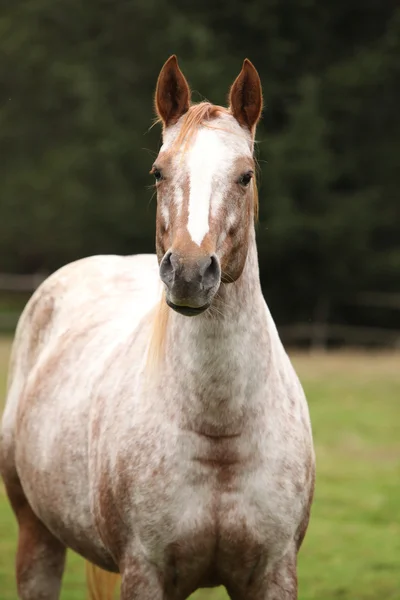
[0,337,399,599]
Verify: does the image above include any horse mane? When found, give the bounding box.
[146,289,170,376]
[147,102,259,372]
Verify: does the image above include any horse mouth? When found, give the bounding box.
[166,299,210,317]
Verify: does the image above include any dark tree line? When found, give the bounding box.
[0,0,399,341]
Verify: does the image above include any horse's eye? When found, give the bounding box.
[239,171,253,187]
[152,168,163,182]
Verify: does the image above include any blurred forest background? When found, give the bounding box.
[0,4,400,599]
[0,0,399,346]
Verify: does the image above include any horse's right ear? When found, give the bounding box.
[155,55,191,127]
[229,59,263,132]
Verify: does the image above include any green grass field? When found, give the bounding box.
[0,337,399,599]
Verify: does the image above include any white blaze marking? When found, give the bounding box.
[161,114,253,246]
[187,128,228,246]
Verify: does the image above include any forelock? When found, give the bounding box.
[161,102,253,157]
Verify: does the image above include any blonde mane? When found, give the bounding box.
[172,102,229,152]
[148,102,259,371]
[146,289,170,376]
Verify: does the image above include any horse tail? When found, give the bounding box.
[86,561,120,600]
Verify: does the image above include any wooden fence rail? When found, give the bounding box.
[279,323,400,348]
[0,273,398,346]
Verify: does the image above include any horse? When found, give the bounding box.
[0,56,315,600]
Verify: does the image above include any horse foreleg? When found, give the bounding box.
[228,548,298,600]
[119,557,164,600]
[262,549,298,600]
[5,477,66,600]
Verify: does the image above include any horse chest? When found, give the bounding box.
[173,444,301,550]
[116,423,305,572]
[124,430,305,596]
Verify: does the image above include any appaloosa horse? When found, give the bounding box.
[0,56,315,600]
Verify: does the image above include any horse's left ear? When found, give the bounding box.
[229,59,263,131]
[155,55,191,127]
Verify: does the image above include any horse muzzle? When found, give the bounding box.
[159,250,221,316]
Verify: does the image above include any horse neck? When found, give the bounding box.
[162,226,272,432]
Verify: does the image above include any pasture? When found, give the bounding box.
[0,336,399,599]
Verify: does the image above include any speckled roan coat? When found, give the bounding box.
[0,57,315,600]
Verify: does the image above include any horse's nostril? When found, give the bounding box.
[159,250,174,285]
[201,254,220,289]
[161,251,220,291]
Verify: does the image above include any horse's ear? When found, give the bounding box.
[155,55,191,126]
[229,59,263,131]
